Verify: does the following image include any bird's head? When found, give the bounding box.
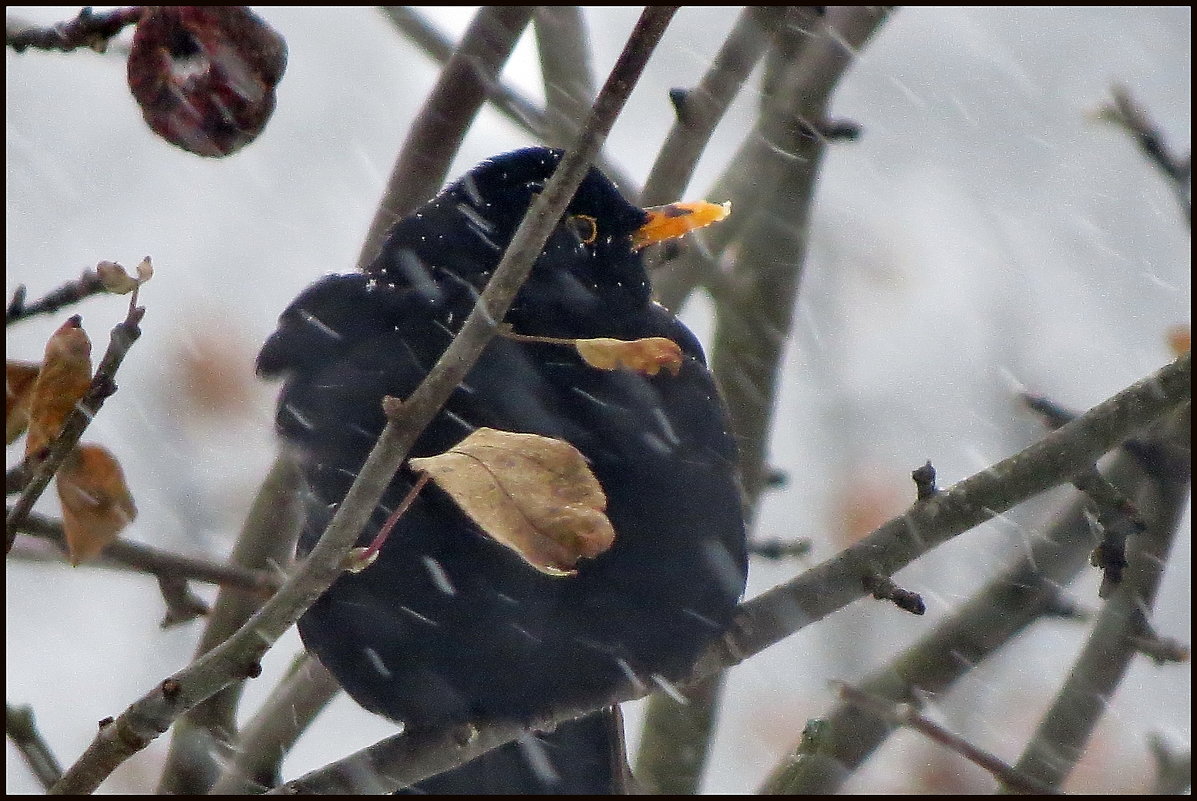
[370,147,727,337]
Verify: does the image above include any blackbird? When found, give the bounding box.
[258,147,747,793]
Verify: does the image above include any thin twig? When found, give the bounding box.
[47,9,679,793]
[273,352,1188,794]
[209,653,343,794]
[357,7,535,270]
[5,6,142,53]
[10,509,279,595]
[5,266,109,326]
[6,301,145,553]
[641,7,787,206]
[375,6,635,193]
[534,7,596,148]
[834,684,1060,794]
[1100,85,1192,226]
[6,703,64,791]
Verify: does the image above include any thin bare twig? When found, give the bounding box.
[1100,85,1192,226]
[833,684,1060,794]
[9,509,279,596]
[534,7,596,148]
[5,266,109,326]
[7,703,64,791]
[209,653,343,794]
[5,6,142,53]
[6,301,145,553]
[47,9,679,793]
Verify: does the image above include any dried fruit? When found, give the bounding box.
[127,7,287,157]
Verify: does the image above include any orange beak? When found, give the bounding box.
[630,200,731,250]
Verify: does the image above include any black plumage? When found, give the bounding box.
[258,147,746,792]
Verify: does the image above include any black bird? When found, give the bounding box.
[258,147,747,793]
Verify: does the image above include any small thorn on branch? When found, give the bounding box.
[1130,623,1190,666]
[862,572,925,615]
[668,88,692,127]
[911,461,938,501]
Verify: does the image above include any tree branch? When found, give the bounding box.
[6,703,64,791]
[156,455,305,793]
[1010,404,1191,792]
[356,7,535,270]
[832,684,1060,794]
[534,7,596,148]
[5,6,142,54]
[757,405,1192,793]
[9,509,279,596]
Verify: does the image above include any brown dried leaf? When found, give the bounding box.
[57,443,138,565]
[575,336,683,377]
[25,317,92,458]
[6,360,41,445]
[409,428,615,576]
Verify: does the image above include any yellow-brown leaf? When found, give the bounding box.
[6,360,40,445]
[409,428,615,576]
[575,336,683,377]
[26,317,93,458]
[57,443,138,565]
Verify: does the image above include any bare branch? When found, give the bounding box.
[209,654,342,794]
[5,265,109,326]
[1099,84,1191,226]
[9,509,279,595]
[356,7,535,270]
[534,7,596,147]
[6,7,142,54]
[833,684,1060,795]
[156,455,305,794]
[756,404,1192,793]
[6,703,64,791]
[1012,404,1191,791]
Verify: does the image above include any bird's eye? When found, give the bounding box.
[566,214,598,245]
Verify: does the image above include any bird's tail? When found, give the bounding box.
[402,707,632,794]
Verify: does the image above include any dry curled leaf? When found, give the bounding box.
[57,443,138,564]
[25,317,92,458]
[409,428,615,576]
[575,336,684,377]
[6,360,41,445]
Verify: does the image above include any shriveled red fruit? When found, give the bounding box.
[127,7,287,157]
